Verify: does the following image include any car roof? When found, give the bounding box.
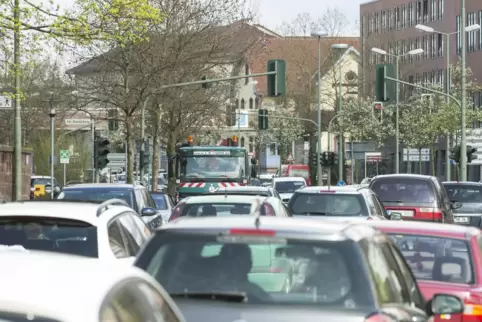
[295,186,363,194]
[371,174,434,181]
[31,176,52,179]
[0,251,170,322]
[272,177,306,182]
[0,201,133,227]
[62,183,138,189]
[363,221,480,239]
[443,181,482,186]
[216,186,271,192]
[162,215,379,241]
[184,195,274,204]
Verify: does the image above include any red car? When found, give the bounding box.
[366,221,482,322]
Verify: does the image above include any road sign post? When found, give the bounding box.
[60,150,70,186]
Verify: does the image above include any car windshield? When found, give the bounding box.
[181,203,263,217]
[274,181,305,193]
[0,217,98,258]
[370,178,436,204]
[388,233,473,284]
[138,232,370,308]
[289,169,309,178]
[31,178,57,187]
[288,193,369,216]
[444,184,482,203]
[151,194,168,210]
[180,152,246,179]
[57,188,134,208]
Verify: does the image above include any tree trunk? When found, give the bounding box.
[430,143,436,176]
[151,103,161,191]
[167,122,177,197]
[125,115,135,183]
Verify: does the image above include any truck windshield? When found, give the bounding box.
[180,155,246,179]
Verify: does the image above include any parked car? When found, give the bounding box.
[134,215,464,322]
[30,175,61,199]
[369,174,459,223]
[169,195,291,221]
[443,181,482,227]
[151,192,175,222]
[364,220,482,321]
[207,186,281,199]
[272,176,306,204]
[287,186,389,220]
[0,250,185,322]
[0,199,151,260]
[57,183,163,228]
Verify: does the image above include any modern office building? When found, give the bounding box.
[359,0,482,172]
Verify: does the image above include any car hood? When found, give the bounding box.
[418,280,475,301]
[453,203,482,214]
[175,299,367,322]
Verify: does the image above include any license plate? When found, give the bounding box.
[454,217,469,223]
[398,210,414,217]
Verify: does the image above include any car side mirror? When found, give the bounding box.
[427,293,464,316]
[140,207,157,217]
[389,212,402,220]
[451,202,463,210]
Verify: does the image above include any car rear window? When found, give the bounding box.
[136,231,372,308]
[57,188,134,208]
[274,181,305,194]
[151,194,168,210]
[388,233,473,284]
[444,184,482,203]
[288,193,369,216]
[0,216,98,258]
[181,203,268,216]
[370,178,436,204]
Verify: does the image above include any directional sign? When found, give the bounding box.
[60,150,70,164]
[337,180,345,186]
[365,152,382,162]
[0,95,12,109]
[65,119,91,126]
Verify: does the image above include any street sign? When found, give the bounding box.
[337,180,345,186]
[365,152,382,163]
[60,150,70,164]
[0,95,12,109]
[65,119,91,126]
[450,159,455,165]
[286,153,294,162]
[403,148,430,162]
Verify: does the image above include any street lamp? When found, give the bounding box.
[331,43,350,182]
[415,22,480,181]
[310,31,328,184]
[370,47,424,174]
[48,101,56,200]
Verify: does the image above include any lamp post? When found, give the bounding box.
[331,44,350,181]
[370,47,424,174]
[310,31,328,185]
[49,101,56,200]
[415,22,480,181]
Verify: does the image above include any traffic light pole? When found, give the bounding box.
[91,118,96,183]
[159,72,276,90]
[139,97,148,181]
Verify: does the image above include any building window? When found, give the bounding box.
[254,97,260,109]
[416,37,421,61]
[408,2,414,26]
[395,7,400,30]
[430,34,436,58]
[249,137,254,153]
[235,99,239,109]
[387,9,392,30]
[423,35,428,59]
[431,70,436,83]
[438,33,443,57]
[479,11,482,50]
[456,15,461,54]
[423,0,428,22]
[401,4,406,28]
[244,64,249,85]
[249,98,253,109]
[439,69,444,85]
[382,10,386,31]
[438,0,443,20]
[367,15,372,35]
[241,98,245,109]
[431,0,437,21]
[240,137,245,147]
[468,12,476,52]
[416,1,422,23]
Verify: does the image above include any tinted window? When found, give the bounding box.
[152,194,168,210]
[288,193,369,216]
[444,184,482,203]
[181,203,264,217]
[274,181,305,193]
[137,232,373,308]
[388,234,473,284]
[58,188,135,208]
[371,178,436,204]
[0,216,98,257]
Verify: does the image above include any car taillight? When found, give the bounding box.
[418,207,443,221]
[169,200,186,221]
[464,297,482,317]
[364,313,395,322]
[263,202,275,216]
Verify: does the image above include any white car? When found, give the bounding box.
[0,199,152,261]
[272,176,307,204]
[170,194,292,220]
[0,250,185,322]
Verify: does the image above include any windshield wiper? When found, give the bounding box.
[170,291,247,302]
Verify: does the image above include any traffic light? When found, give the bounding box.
[140,149,150,170]
[267,59,286,97]
[258,109,268,130]
[310,152,318,166]
[373,102,383,122]
[375,64,394,102]
[467,145,477,163]
[201,76,212,89]
[187,136,194,146]
[95,137,110,170]
[450,145,461,163]
[231,136,238,146]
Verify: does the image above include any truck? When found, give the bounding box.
[173,136,256,201]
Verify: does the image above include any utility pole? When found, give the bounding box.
[91,118,95,183]
[460,0,467,181]
[13,0,22,200]
[338,67,343,181]
[445,34,451,180]
[139,97,148,181]
[395,55,400,173]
